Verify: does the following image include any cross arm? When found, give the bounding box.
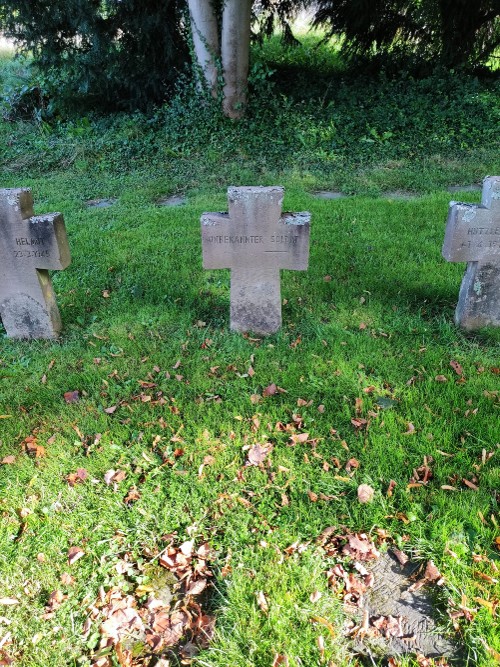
[275,212,311,270]
[201,212,232,269]
[442,201,499,262]
[24,213,71,270]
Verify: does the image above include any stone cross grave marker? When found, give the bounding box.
[201,186,310,335]
[442,176,500,329]
[0,188,71,338]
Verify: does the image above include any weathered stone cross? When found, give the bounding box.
[442,176,500,329]
[0,188,71,338]
[201,186,310,335]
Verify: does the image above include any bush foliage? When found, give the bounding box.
[313,0,500,69]
[0,0,188,111]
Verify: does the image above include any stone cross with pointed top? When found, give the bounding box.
[442,176,500,329]
[0,188,71,339]
[201,186,310,335]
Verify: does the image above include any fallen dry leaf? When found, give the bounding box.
[0,599,18,606]
[66,468,88,487]
[386,479,397,497]
[245,442,273,467]
[0,456,15,465]
[104,469,127,485]
[67,546,85,566]
[63,390,80,404]
[450,360,463,376]
[263,383,277,397]
[357,484,374,504]
[256,590,269,614]
[392,549,409,567]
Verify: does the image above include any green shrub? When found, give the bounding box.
[0,0,189,111]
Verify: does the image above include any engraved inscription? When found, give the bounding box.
[14,249,50,259]
[15,237,46,246]
[467,227,500,235]
[205,234,298,246]
[205,235,263,244]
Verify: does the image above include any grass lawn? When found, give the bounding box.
[0,36,500,667]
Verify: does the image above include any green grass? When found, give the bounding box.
[0,38,499,667]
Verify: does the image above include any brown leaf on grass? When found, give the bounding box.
[0,456,15,465]
[185,578,207,596]
[310,590,322,603]
[410,457,433,485]
[123,486,140,504]
[450,360,463,376]
[404,422,416,435]
[424,560,443,583]
[64,390,80,404]
[61,572,75,586]
[463,478,479,491]
[357,484,374,504]
[66,468,88,487]
[263,383,277,397]
[289,432,309,445]
[272,655,289,667]
[337,533,381,562]
[68,546,85,565]
[387,479,397,497]
[0,599,19,606]
[0,651,13,667]
[104,405,118,414]
[256,590,269,614]
[246,442,273,467]
[351,417,368,430]
[345,458,360,472]
[43,590,66,618]
[250,393,261,404]
[104,469,127,485]
[22,436,45,458]
[435,375,448,383]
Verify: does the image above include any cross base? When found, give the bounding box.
[1,269,62,339]
[455,261,500,330]
[230,267,281,335]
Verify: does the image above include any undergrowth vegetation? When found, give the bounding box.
[0,34,499,667]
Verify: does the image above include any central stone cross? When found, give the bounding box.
[201,186,310,335]
[0,188,71,338]
[442,176,500,329]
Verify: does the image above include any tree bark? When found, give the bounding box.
[221,0,252,118]
[188,0,220,97]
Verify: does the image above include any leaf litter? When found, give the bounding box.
[87,535,216,666]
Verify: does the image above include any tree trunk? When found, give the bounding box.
[221,0,252,118]
[188,0,220,97]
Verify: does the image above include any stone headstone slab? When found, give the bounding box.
[313,190,347,200]
[201,186,310,335]
[442,176,500,329]
[383,191,417,201]
[447,184,481,194]
[0,188,70,338]
[86,198,117,208]
[353,552,460,661]
[156,194,186,207]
